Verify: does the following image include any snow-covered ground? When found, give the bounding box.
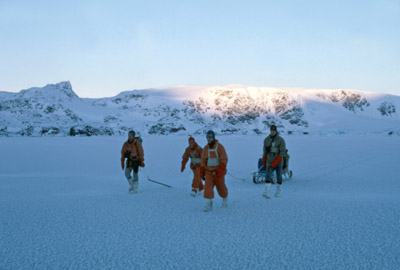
[1,135,399,269]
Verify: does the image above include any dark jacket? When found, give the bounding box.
[263,134,286,165]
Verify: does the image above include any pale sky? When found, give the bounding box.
[0,0,399,98]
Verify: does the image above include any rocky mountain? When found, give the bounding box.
[0,82,399,136]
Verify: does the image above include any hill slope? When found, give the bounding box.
[0,82,399,136]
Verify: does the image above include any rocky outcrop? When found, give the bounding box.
[316,90,370,112]
[378,101,396,116]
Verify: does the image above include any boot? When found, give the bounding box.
[127,177,134,194]
[222,197,228,208]
[133,173,139,193]
[263,183,271,199]
[133,182,139,194]
[203,198,213,212]
[190,188,198,197]
[275,184,282,197]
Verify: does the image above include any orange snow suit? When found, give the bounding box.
[200,140,228,199]
[182,140,204,193]
[121,139,144,169]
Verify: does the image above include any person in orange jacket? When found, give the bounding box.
[200,130,228,212]
[181,137,204,197]
[121,130,144,194]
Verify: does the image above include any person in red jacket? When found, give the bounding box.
[181,137,204,196]
[200,130,228,212]
[121,130,144,194]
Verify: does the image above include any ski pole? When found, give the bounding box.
[143,168,172,188]
[147,178,173,188]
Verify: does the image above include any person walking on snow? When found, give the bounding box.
[262,125,287,198]
[200,130,229,212]
[181,137,204,197]
[121,130,145,194]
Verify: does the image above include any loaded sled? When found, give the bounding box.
[252,151,293,184]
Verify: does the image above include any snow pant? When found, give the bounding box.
[266,164,283,185]
[204,170,228,199]
[191,167,204,193]
[125,160,140,183]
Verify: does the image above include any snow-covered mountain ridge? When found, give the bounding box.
[0,81,399,136]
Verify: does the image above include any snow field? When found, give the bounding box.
[1,135,399,269]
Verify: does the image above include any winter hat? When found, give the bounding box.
[206,130,215,139]
[128,130,135,136]
[188,136,195,143]
[270,125,277,131]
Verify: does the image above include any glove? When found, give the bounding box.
[262,156,267,169]
[217,163,226,177]
[140,159,145,167]
[181,160,187,172]
[200,166,205,180]
[270,155,282,169]
[121,158,125,170]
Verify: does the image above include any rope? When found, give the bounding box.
[227,171,249,182]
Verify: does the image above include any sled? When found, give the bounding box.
[252,156,292,184]
[252,158,273,184]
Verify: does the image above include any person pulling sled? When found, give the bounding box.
[262,125,286,199]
